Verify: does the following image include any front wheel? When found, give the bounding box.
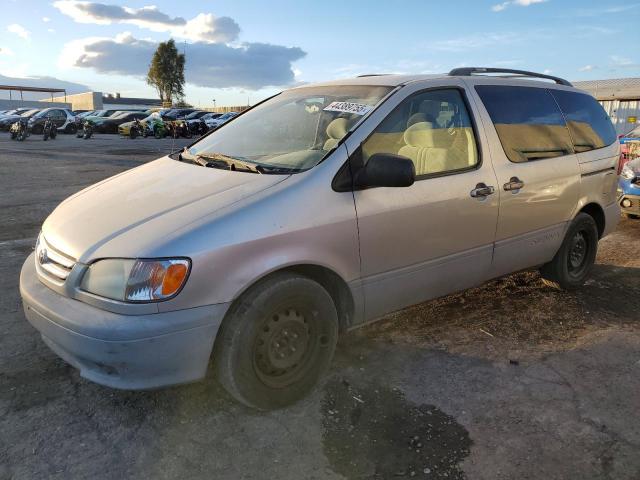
[213,273,339,410]
[540,213,599,290]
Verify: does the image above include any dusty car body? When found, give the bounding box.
[20,68,620,409]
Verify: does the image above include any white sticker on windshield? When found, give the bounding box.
[323,101,373,116]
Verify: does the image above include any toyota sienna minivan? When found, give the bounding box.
[20,68,620,409]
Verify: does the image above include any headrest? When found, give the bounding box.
[407,113,427,127]
[326,118,349,140]
[403,122,436,148]
[420,99,442,117]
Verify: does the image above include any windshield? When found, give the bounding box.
[185,85,392,172]
[20,109,39,117]
[185,111,205,120]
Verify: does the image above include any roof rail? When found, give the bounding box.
[448,67,572,87]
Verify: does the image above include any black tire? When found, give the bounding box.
[539,213,599,290]
[213,273,339,410]
[43,131,49,141]
[65,123,77,134]
[130,128,138,139]
[50,129,57,139]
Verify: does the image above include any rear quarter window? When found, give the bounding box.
[549,90,617,152]
[475,85,574,163]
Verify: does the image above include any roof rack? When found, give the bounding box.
[448,67,572,87]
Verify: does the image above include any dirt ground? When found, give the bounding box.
[1,135,639,480]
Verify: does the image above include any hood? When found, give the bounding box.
[42,156,288,262]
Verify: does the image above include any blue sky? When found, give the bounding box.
[1,0,639,107]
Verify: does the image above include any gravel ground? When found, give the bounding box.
[1,134,639,480]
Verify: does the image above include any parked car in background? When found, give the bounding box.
[92,111,150,134]
[28,108,76,134]
[0,108,31,119]
[619,158,640,219]
[74,109,142,131]
[182,111,210,134]
[20,68,620,410]
[0,108,40,131]
[162,108,198,120]
[206,111,239,130]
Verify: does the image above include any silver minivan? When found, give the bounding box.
[20,68,620,409]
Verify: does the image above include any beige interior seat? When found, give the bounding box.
[398,122,449,175]
[323,118,349,151]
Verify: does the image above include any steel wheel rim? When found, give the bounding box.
[567,230,588,274]
[253,306,324,388]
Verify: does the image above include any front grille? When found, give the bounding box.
[35,235,76,282]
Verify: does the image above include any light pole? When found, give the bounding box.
[212,98,216,110]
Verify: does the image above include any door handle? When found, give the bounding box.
[504,176,525,191]
[470,182,496,198]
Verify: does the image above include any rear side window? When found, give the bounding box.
[549,90,617,152]
[476,85,574,163]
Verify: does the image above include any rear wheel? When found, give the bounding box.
[65,123,77,134]
[540,213,598,290]
[213,273,339,410]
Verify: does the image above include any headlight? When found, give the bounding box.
[80,258,190,302]
[621,163,637,181]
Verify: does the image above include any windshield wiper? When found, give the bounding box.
[195,153,261,174]
[255,165,302,175]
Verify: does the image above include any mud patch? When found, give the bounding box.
[322,378,471,479]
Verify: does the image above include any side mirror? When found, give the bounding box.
[355,153,415,188]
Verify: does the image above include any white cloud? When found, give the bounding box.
[0,47,15,56]
[53,1,240,43]
[431,33,518,52]
[610,55,634,67]
[492,0,547,12]
[42,16,51,22]
[59,33,306,90]
[579,65,595,72]
[7,24,31,40]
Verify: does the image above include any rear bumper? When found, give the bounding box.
[20,253,230,390]
[602,200,621,237]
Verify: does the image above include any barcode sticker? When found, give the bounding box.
[323,102,373,116]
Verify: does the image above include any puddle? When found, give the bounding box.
[322,378,471,479]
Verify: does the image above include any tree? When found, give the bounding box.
[146,39,185,105]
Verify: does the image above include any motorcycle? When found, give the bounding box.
[9,120,30,141]
[169,120,192,139]
[129,118,145,139]
[42,117,57,141]
[76,120,93,139]
[148,117,166,139]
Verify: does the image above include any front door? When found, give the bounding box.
[347,84,499,321]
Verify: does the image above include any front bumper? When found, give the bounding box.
[20,252,230,389]
[619,192,640,216]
